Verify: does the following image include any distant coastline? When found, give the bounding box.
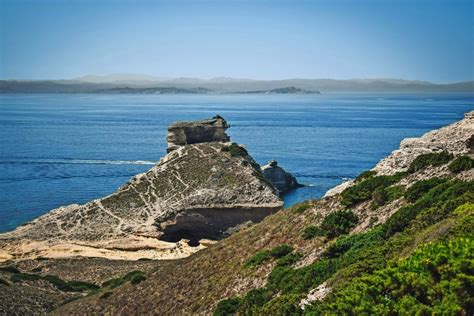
[0,77,472,94]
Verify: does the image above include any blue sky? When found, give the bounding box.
[0,0,472,82]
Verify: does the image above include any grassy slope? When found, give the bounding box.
[55,154,473,315]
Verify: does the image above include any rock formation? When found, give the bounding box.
[261,160,301,194]
[166,115,230,152]
[0,116,283,261]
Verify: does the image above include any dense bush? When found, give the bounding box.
[404,178,447,202]
[102,277,126,289]
[311,238,473,314]
[276,252,303,267]
[371,185,405,208]
[407,151,453,173]
[269,244,293,258]
[213,297,241,316]
[130,274,146,284]
[261,294,302,316]
[245,245,295,268]
[221,143,248,157]
[448,155,474,173]
[341,173,406,206]
[0,266,21,274]
[9,272,98,292]
[323,226,384,259]
[319,210,359,238]
[301,225,323,240]
[384,179,473,237]
[239,288,272,314]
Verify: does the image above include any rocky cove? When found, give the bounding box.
[0,116,300,261]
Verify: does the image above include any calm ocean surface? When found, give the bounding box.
[0,93,472,233]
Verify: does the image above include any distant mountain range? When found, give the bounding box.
[0,75,472,93]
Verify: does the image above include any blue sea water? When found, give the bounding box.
[0,93,472,233]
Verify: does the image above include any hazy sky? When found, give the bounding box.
[0,0,472,82]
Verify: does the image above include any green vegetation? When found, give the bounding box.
[310,238,473,314]
[292,202,311,214]
[245,245,294,268]
[371,185,405,209]
[8,271,98,292]
[302,210,359,240]
[276,252,303,267]
[355,170,376,182]
[319,210,359,238]
[214,297,241,316]
[301,225,323,240]
[404,178,447,202]
[0,266,21,274]
[221,143,248,157]
[269,244,293,258]
[130,274,146,284]
[448,155,474,173]
[216,177,473,315]
[341,172,406,206]
[407,151,453,173]
[102,270,146,288]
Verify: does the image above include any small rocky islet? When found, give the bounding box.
[0,111,472,315]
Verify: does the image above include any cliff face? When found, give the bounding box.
[0,117,282,261]
[166,115,230,152]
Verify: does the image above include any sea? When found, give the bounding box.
[0,93,472,233]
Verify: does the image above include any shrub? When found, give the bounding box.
[244,250,272,268]
[320,210,359,238]
[355,170,376,182]
[0,266,20,274]
[407,151,453,173]
[301,225,323,239]
[312,238,474,314]
[261,294,302,316]
[214,297,241,316]
[123,270,145,282]
[269,244,293,258]
[130,274,146,284]
[324,227,384,259]
[448,156,474,173]
[404,178,447,202]
[102,277,126,289]
[276,252,303,267]
[292,202,311,214]
[10,273,41,283]
[341,173,406,206]
[239,288,272,313]
[221,143,248,157]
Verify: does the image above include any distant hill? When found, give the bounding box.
[1,76,473,93]
[236,87,320,94]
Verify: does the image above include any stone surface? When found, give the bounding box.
[261,160,301,194]
[166,115,230,152]
[0,117,282,261]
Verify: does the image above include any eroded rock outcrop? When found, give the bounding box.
[261,160,301,194]
[0,116,283,261]
[167,115,230,152]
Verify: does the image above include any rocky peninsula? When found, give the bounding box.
[0,116,301,261]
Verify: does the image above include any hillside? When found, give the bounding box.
[50,111,473,315]
[0,112,472,315]
[1,77,473,93]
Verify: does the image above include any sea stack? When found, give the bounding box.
[166,115,230,152]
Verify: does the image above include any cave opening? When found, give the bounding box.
[159,207,276,246]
